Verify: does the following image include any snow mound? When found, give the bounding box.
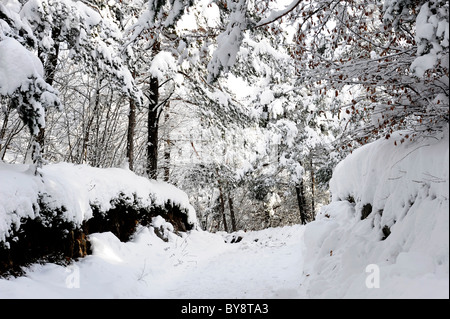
[0,162,197,243]
[301,128,449,298]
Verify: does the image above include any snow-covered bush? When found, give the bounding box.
[300,127,449,298]
[0,162,197,275]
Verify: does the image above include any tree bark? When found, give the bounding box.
[310,158,315,217]
[82,81,101,165]
[218,182,228,232]
[147,76,159,179]
[0,102,11,158]
[126,97,136,171]
[295,179,308,225]
[163,140,171,181]
[163,102,171,182]
[228,195,237,232]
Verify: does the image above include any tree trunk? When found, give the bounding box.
[295,179,308,225]
[147,76,159,179]
[218,182,228,232]
[228,195,237,232]
[126,97,136,171]
[163,102,171,182]
[0,102,11,158]
[82,81,101,164]
[163,140,171,181]
[310,158,315,217]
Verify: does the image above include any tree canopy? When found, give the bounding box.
[1,0,448,231]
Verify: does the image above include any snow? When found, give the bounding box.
[0,223,305,298]
[416,3,435,42]
[260,91,275,105]
[1,0,448,300]
[74,0,102,27]
[203,2,220,28]
[256,0,301,27]
[330,129,449,214]
[411,52,438,78]
[0,128,448,299]
[0,37,44,96]
[206,0,247,83]
[0,162,197,242]
[411,1,449,78]
[149,51,178,81]
[308,127,449,298]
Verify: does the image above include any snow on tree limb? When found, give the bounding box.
[0,37,60,136]
[254,0,302,29]
[207,0,248,83]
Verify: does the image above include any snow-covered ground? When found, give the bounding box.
[0,208,447,299]
[0,221,306,299]
[0,128,448,299]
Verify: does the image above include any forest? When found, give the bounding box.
[0,0,448,299]
[1,0,446,231]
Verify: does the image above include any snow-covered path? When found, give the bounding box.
[0,223,307,299]
[157,226,305,299]
[1,201,448,299]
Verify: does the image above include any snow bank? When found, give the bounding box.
[0,162,197,242]
[301,128,449,298]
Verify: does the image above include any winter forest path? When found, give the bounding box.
[0,224,307,298]
[157,225,306,298]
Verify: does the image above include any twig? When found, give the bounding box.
[390,144,431,169]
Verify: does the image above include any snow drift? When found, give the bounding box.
[0,162,197,274]
[300,128,449,298]
[0,162,197,241]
